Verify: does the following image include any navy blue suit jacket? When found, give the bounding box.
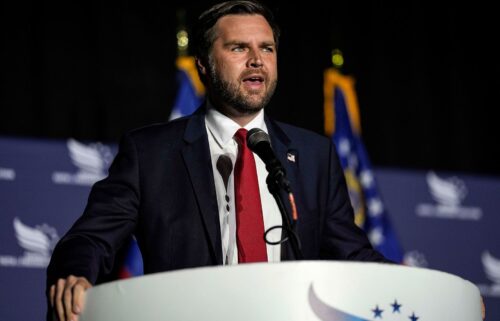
[47,108,388,286]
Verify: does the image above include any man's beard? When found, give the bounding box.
[208,64,277,115]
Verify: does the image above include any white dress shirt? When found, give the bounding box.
[205,104,282,264]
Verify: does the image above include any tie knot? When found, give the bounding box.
[234,128,248,146]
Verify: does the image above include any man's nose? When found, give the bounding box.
[247,51,263,68]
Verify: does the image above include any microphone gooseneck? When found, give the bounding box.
[246,128,302,259]
[246,128,297,220]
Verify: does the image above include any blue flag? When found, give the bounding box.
[324,68,403,262]
[169,56,206,120]
[119,57,206,279]
[118,237,144,278]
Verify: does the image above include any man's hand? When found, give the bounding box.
[50,275,92,321]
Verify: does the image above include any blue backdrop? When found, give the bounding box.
[0,137,498,320]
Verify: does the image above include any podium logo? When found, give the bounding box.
[0,217,59,268]
[0,167,15,181]
[415,171,482,220]
[52,138,113,186]
[476,251,500,298]
[308,284,420,321]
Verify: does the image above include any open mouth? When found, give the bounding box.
[243,75,264,83]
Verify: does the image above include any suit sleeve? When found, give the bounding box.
[319,141,391,263]
[46,132,141,286]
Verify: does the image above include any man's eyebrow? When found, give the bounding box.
[223,40,248,46]
[260,41,276,48]
[223,40,276,47]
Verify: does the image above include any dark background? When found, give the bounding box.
[1,1,498,176]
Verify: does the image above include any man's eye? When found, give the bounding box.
[231,47,244,52]
[262,47,274,53]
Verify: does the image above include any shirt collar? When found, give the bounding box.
[205,100,268,147]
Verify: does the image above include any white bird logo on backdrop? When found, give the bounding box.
[415,171,482,220]
[52,138,114,185]
[68,138,110,176]
[426,171,467,206]
[13,217,58,256]
[482,251,500,285]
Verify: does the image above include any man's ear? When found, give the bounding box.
[196,57,207,76]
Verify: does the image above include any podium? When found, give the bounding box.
[80,261,481,321]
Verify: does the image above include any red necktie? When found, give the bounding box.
[234,128,268,263]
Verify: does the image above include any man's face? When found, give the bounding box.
[202,14,278,117]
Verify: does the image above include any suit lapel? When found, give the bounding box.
[181,109,223,264]
[265,117,299,223]
[265,117,304,260]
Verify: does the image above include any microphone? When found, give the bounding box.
[247,128,301,253]
[246,128,291,192]
[216,155,233,192]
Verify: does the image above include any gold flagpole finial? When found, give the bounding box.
[331,49,344,69]
[176,9,189,57]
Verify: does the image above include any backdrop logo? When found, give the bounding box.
[403,250,428,268]
[52,138,113,186]
[476,251,500,298]
[0,217,59,268]
[308,284,419,320]
[0,167,16,181]
[415,171,482,220]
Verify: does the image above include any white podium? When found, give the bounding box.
[80,261,481,321]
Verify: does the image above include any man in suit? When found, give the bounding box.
[47,1,389,320]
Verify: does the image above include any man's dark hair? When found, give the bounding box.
[192,0,280,64]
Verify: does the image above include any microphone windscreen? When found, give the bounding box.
[247,128,270,150]
[216,155,233,191]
